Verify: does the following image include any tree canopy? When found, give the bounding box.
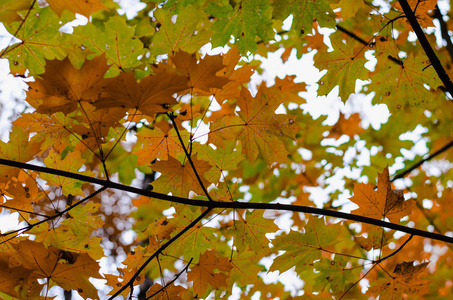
[0,0,453,299]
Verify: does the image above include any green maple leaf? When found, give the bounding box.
[369,52,441,114]
[73,15,146,77]
[269,217,342,274]
[2,6,75,75]
[314,32,368,101]
[313,257,360,293]
[41,151,94,196]
[150,5,213,56]
[230,211,278,254]
[193,141,244,183]
[272,0,336,34]
[32,203,104,260]
[207,0,274,53]
[166,206,218,260]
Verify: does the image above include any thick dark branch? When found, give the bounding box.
[1,158,453,244]
[108,209,212,299]
[391,140,453,181]
[398,0,453,96]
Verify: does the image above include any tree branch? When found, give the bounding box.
[398,0,453,96]
[0,187,107,240]
[108,209,212,299]
[391,139,453,181]
[0,158,452,244]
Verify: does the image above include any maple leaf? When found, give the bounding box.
[27,56,110,115]
[73,15,147,77]
[368,261,430,299]
[40,151,94,196]
[170,51,230,95]
[327,112,365,139]
[2,6,75,76]
[369,42,442,113]
[187,250,232,296]
[269,217,342,274]
[210,86,297,164]
[2,0,453,298]
[193,141,244,183]
[146,283,190,299]
[394,0,437,27]
[151,156,213,197]
[207,0,274,53]
[272,0,336,34]
[315,31,369,101]
[92,66,188,117]
[33,203,104,260]
[0,127,41,183]
[211,46,256,104]
[313,256,361,293]
[354,227,393,251]
[229,211,278,254]
[1,240,102,299]
[350,167,414,222]
[134,120,189,164]
[151,5,213,56]
[165,206,218,260]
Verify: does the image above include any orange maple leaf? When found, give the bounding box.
[187,250,232,296]
[350,167,414,222]
[394,0,437,27]
[93,66,188,117]
[327,112,364,139]
[368,261,430,299]
[210,86,297,164]
[27,56,110,115]
[134,120,189,164]
[170,51,230,95]
[151,156,213,197]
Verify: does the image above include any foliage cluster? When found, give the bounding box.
[1,0,453,299]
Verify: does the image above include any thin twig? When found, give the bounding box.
[0,186,107,240]
[374,234,413,263]
[167,112,214,201]
[108,209,212,299]
[391,140,453,181]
